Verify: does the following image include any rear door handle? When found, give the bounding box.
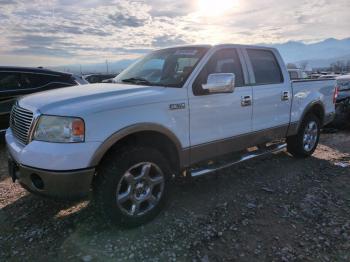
[241,95,252,107]
[281,91,290,101]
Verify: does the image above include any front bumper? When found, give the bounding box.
[9,155,95,199]
[5,128,100,199]
[5,128,101,170]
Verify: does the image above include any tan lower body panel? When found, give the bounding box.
[186,124,291,166]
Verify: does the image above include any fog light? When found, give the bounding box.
[30,174,44,190]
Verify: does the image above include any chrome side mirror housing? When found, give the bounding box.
[202,73,235,93]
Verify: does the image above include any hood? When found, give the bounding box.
[18,83,178,115]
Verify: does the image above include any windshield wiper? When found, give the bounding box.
[121,77,153,85]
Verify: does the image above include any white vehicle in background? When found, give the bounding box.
[288,68,308,80]
[319,74,339,80]
[6,44,336,227]
[310,73,322,79]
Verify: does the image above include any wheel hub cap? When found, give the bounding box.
[303,121,318,152]
[116,162,165,217]
[134,181,150,199]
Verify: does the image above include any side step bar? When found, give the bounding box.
[190,143,287,177]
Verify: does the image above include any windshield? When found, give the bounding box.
[115,47,209,87]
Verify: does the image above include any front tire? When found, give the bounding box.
[287,114,321,158]
[94,147,171,227]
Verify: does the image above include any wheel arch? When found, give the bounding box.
[89,123,187,174]
[298,101,325,130]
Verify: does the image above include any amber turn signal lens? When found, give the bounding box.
[72,119,85,136]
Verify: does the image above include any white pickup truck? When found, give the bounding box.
[6,45,336,227]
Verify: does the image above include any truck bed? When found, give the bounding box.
[290,79,336,125]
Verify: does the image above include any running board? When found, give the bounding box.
[190,143,287,177]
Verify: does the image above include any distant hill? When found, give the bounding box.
[268,38,350,68]
[294,54,350,69]
[52,59,135,74]
[55,37,350,73]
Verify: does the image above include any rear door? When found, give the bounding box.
[243,48,291,139]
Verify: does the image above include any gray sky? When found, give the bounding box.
[0,0,349,66]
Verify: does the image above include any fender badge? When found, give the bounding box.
[169,103,186,110]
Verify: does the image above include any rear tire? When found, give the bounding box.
[287,114,321,158]
[94,146,171,227]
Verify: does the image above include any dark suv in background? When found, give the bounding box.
[0,67,88,133]
[83,74,118,83]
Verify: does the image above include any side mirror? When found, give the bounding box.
[202,73,235,93]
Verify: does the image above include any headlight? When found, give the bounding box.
[33,115,85,143]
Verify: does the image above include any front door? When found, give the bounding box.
[188,48,253,163]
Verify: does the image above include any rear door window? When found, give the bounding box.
[54,74,77,86]
[247,49,283,85]
[23,73,59,88]
[22,73,74,88]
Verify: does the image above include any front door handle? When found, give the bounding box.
[281,91,290,101]
[241,95,252,107]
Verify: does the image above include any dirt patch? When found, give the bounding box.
[1,130,350,261]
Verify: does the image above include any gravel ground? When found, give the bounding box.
[0,130,350,261]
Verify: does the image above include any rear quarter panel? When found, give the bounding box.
[291,79,336,124]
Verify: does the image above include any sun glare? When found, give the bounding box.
[197,0,238,17]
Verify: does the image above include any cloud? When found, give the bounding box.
[152,35,187,47]
[10,47,73,57]
[108,13,147,28]
[0,0,349,67]
[11,35,64,47]
[148,0,194,17]
[1,0,17,4]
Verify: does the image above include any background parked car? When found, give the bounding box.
[318,74,339,79]
[288,68,308,80]
[0,66,88,133]
[83,74,118,83]
[310,73,322,79]
[101,77,118,83]
[332,75,350,127]
[336,75,350,101]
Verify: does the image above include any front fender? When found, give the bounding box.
[89,123,187,167]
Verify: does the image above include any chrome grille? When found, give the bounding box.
[10,104,34,145]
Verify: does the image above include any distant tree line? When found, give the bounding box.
[289,60,350,74]
[315,60,350,73]
[328,60,350,73]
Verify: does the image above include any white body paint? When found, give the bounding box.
[6,45,336,171]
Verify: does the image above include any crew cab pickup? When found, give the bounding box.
[6,45,336,227]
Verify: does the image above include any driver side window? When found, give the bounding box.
[193,48,244,96]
